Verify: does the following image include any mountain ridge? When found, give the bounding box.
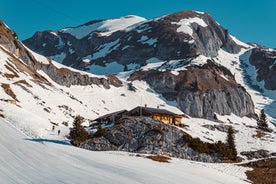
[23,10,242,73]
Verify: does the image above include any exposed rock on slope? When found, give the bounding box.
[0,20,50,85]
[0,20,121,88]
[81,117,220,162]
[249,46,276,90]
[128,61,255,118]
[23,11,242,73]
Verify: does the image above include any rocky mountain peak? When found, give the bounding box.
[23,10,242,74]
[159,10,207,22]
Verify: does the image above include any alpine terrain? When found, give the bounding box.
[0,10,275,183]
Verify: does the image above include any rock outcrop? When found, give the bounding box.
[81,117,220,162]
[249,46,276,90]
[38,62,122,88]
[128,60,255,119]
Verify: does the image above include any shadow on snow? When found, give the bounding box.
[25,138,71,146]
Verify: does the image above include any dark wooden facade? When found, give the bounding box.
[127,106,183,124]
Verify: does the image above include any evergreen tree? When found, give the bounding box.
[257,109,268,130]
[226,126,237,161]
[123,65,128,71]
[94,123,105,137]
[69,115,88,146]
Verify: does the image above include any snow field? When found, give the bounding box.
[0,119,249,184]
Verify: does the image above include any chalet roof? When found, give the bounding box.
[131,106,183,117]
[93,109,128,121]
[92,106,186,124]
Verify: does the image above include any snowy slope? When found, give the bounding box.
[61,15,146,39]
[214,47,276,125]
[0,118,249,184]
[0,44,182,139]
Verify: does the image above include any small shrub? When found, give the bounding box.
[226,126,237,160]
[0,109,4,118]
[123,65,129,71]
[127,83,136,91]
[183,133,209,154]
[147,155,171,163]
[94,124,105,137]
[252,130,266,138]
[257,109,269,131]
[153,123,164,135]
[62,121,69,127]
[213,114,218,120]
[183,131,238,161]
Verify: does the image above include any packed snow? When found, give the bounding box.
[0,119,249,184]
[86,39,120,60]
[138,35,157,46]
[172,17,208,36]
[61,16,146,39]
[51,52,66,63]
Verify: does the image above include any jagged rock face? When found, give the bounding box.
[177,87,254,118]
[0,21,121,88]
[23,11,241,74]
[0,20,50,84]
[81,117,220,162]
[128,61,255,118]
[249,47,276,90]
[38,63,122,88]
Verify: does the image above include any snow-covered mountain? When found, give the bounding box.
[0,10,276,183]
[24,11,241,74]
[23,10,276,121]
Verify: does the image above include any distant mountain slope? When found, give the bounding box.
[23,11,265,119]
[23,11,242,74]
[0,20,183,138]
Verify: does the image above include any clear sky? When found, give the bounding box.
[1,0,275,48]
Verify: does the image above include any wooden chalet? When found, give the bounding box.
[90,109,128,128]
[127,106,184,125]
[90,106,186,128]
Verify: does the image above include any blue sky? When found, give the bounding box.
[1,0,275,48]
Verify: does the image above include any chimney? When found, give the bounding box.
[157,105,159,109]
[145,104,147,108]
